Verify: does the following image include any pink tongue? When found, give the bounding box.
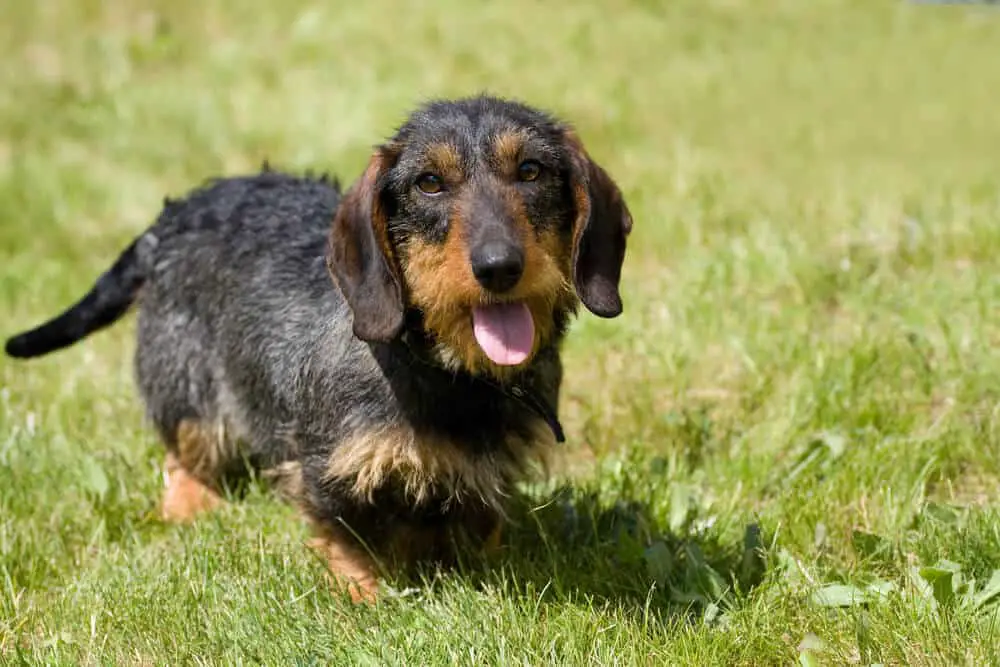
[472,303,535,366]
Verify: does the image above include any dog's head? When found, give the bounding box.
[328,96,632,379]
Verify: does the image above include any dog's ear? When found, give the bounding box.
[327,147,405,342]
[564,131,633,318]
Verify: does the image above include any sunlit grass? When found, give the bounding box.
[3,1,1000,663]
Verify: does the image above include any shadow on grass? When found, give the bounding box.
[34,443,766,624]
[446,484,769,622]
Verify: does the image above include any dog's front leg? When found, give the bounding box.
[308,528,380,604]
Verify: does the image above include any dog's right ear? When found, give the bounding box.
[327,148,405,342]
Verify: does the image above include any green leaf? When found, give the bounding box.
[784,431,849,487]
[798,652,821,667]
[797,633,827,667]
[852,530,891,559]
[643,541,674,587]
[866,580,896,599]
[813,522,828,550]
[920,559,962,574]
[919,560,963,607]
[668,543,730,606]
[810,584,866,608]
[702,601,722,625]
[669,484,691,533]
[773,548,811,589]
[693,561,728,601]
[908,565,936,607]
[739,523,766,588]
[80,455,109,501]
[798,632,827,652]
[683,543,728,601]
[816,431,847,458]
[973,570,1000,611]
[920,502,965,526]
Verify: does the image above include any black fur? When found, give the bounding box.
[5,236,149,358]
[5,95,631,590]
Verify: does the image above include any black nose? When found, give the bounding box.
[470,241,525,293]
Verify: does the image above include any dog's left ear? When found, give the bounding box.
[327,147,405,342]
[564,131,633,318]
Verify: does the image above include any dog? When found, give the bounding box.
[5,95,632,601]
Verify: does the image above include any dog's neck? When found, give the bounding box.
[396,308,566,443]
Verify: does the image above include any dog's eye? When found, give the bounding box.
[415,173,444,195]
[517,160,542,183]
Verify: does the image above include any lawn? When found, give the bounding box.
[3,0,1000,664]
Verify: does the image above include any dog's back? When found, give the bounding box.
[134,170,365,476]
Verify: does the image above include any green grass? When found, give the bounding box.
[3,0,1000,663]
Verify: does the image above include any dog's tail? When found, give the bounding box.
[5,233,157,359]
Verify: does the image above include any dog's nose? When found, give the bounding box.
[470,241,525,293]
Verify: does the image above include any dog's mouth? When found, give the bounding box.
[471,302,535,366]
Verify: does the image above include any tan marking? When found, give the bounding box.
[323,421,554,511]
[160,452,224,522]
[401,198,575,382]
[308,529,380,604]
[175,419,236,481]
[563,129,632,262]
[425,142,463,182]
[492,129,529,172]
[564,130,596,269]
[363,152,400,276]
[332,151,400,272]
[264,461,304,503]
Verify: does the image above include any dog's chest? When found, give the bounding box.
[323,418,554,511]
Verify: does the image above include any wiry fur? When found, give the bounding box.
[5,96,633,601]
[323,419,555,510]
[400,225,574,380]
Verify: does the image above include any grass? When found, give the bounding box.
[3,0,1000,663]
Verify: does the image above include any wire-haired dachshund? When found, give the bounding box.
[6,95,633,601]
